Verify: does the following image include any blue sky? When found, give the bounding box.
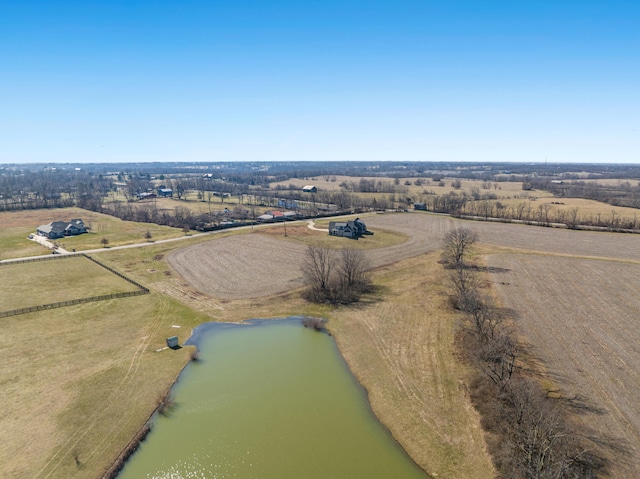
[1,0,638,163]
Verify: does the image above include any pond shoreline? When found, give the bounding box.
[106,316,429,479]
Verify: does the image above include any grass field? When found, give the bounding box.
[0,255,142,311]
[269,175,640,228]
[330,252,495,478]
[0,208,185,260]
[270,175,528,201]
[0,292,208,479]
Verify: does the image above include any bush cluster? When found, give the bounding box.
[302,246,373,304]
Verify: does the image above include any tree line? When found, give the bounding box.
[444,228,612,478]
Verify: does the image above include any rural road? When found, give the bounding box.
[0,215,359,265]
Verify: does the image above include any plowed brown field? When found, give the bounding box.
[487,255,640,477]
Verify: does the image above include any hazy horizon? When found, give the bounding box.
[2,1,638,164]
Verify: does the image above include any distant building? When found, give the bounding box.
[328,218,371,239]
[414,202,427,211]
[302,185,317,193]
[278,199,297,209]
[158,188,173,197]
[257,210,299,222]
[137,192,156,200]
[36,219,87,239]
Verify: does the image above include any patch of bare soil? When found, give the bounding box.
[167,218,449,299]
[167,234,309,299]
[487,254,640,478]
[367,213,640,261]
[169,213,640,301]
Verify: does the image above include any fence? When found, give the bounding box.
[0,289,149,318]
[0,252,82,266]
[0,253,150,318]
[82,254,149,292]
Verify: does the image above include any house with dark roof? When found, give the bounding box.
[36,219,87,239]
[328,218,371,239]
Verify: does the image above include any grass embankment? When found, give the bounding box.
[329,252,495,478]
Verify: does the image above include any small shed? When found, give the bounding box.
[166,336,180,349]
[302,185,317,193]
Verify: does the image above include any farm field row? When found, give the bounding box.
[167,211,640,301]
[487,254,640,478]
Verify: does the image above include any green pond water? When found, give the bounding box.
[117,318,426,479]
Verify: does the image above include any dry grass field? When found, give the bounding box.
[0,256,141,311]
[0,292,207,479]
[330,253,495,478]
[269,175,640,227]
[270,175,528,200]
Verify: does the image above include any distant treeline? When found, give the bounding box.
[3,163,640,232]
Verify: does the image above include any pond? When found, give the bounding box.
[117,318,427,479]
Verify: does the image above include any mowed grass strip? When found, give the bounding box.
[0,256,142,311]
[0,292,207,479]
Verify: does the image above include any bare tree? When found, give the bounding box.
[303,246,335,293]
[444,227,478,266]
[337,248,370,291]
[449,266,479,311]
[302,246,371,303]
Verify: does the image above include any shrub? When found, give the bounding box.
[302,317,327,331]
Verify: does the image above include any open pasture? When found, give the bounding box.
[0,255,142,312]
[0,293,205,479]
[487,254,640,478]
